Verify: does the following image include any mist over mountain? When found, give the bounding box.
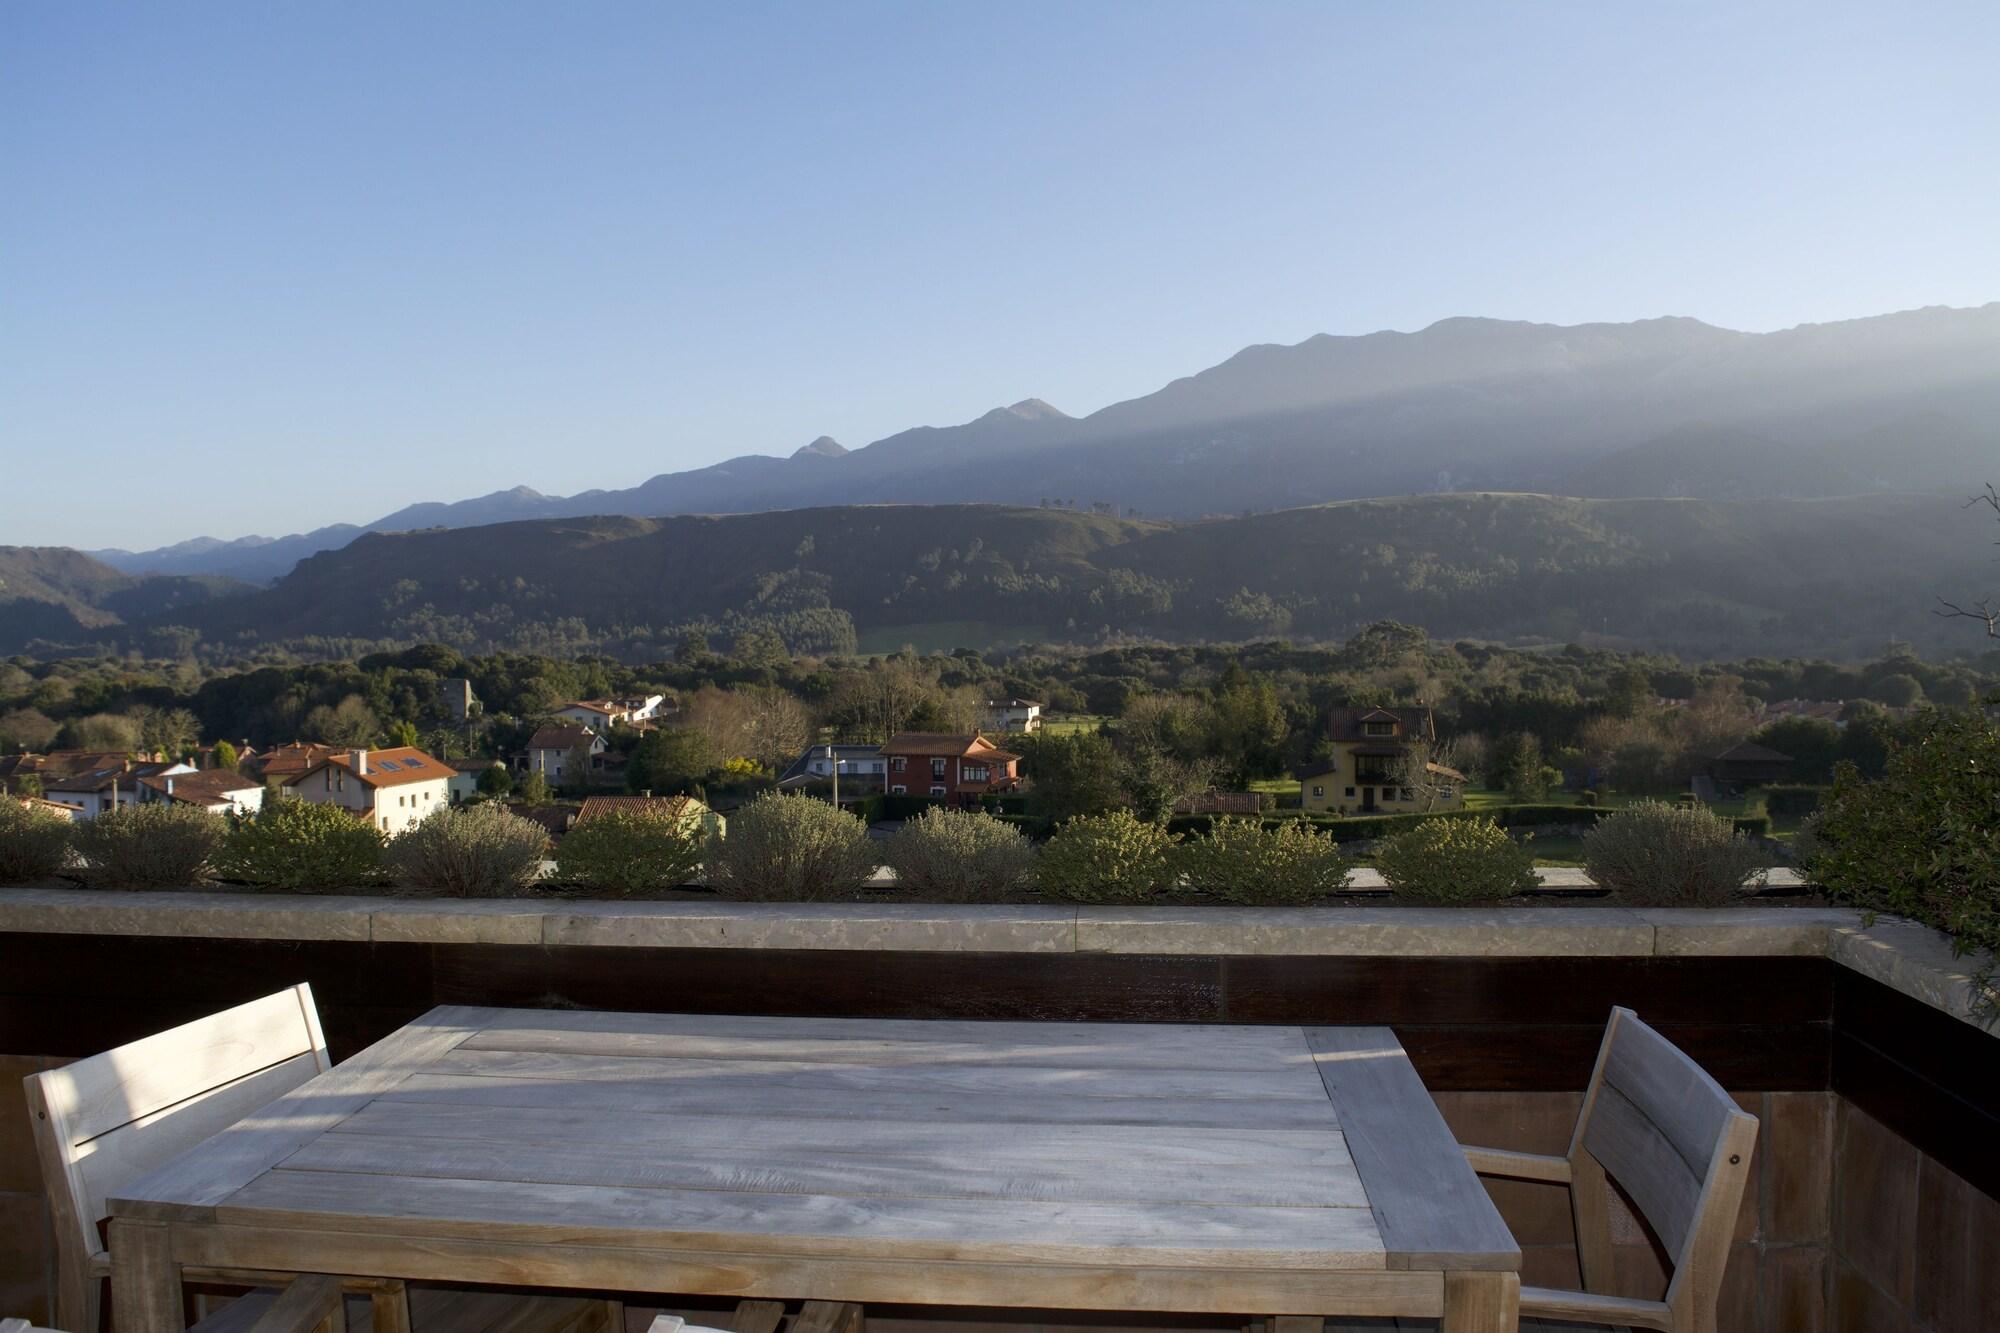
[90,303,2000,583]
[17,490,2000,664]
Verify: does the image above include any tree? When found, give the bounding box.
[1018,731,1125,823]
[304,695,381,747]
[628,728,714,794]
[516,771,550,805]
[385,718,422,749]
[1871,673,1923,707]
[0,707,58,752]
[61,712,142,752]
[138,707,201,760]
[210,739,240,770]
[476,762,514,798]
[1389,735,1468,812]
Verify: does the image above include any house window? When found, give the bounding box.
[963,765,989,783]
[1312,785,1324,798]
[930,758,947,779]
[891,784,906,795]
[1345,787,1356,798]
[929,785,946,797]
[892,757,907,773]
[1363,721,1395,737]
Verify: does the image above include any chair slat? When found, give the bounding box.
[1597,1015,1737,1177]
[1581,1081,1705,1254]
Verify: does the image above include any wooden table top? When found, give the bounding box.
[109,1007,1515,1294]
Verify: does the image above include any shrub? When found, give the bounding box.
[704,792,875,902]
[554,808,705,895]
[215,798,385,890]
[1374,816,1538,904]
[1174,817,1349,904]
[1763,785,1827,820]
[385,804,548,896]
[1036,810,1178,903]
[1581,800,1768,906]
[0,800,72,885]
[71,803,226,889]
[884,807,1036,902]
[1809,711,2000,987]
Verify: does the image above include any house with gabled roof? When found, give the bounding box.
[1294,706,1463,815]
[881,733,1020,805]
[523,725,607,785]
[283,746,451,836]
[137,769,266,817]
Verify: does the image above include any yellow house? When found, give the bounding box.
[1296,706,1465,815]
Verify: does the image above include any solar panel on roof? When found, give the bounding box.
[402,757,424,768]
[375,759,402,771]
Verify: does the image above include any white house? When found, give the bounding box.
[555,695,669,732]
[283,746,452,837]
[40,761,196,819]
[137,769,266,817]
[445,757,506,804]
[775,743,887,798]
[982,698,1043,733]
[524,725,607,785]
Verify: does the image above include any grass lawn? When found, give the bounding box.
[1037,714,1108,735]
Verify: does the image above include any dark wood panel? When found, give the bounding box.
[1833,1032,2000,1201]
[1833,969,2000,1115]
[1394,1020,1826,1093]
[1219,955,1833,1026]
[429,945,1228,1024]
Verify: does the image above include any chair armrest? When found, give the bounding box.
[1520,1286,1672,1331]
[1462,1145,1572,1182]
[248,1275,347,1333]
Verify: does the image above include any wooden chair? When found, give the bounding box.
[1458,1007,1759,1333]
[23,985,619,1333]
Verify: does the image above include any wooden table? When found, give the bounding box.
[107,1008,1521,1332]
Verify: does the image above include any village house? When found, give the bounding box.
[775,743,888,799]
[1294,706,1464,815]
[555,695,669,732]
[881,732,1021,804]
[445,757,506,804]
[248,742,346,784]
[283,746,452,836]
[981,698,1044,734]
[136,769,266,817]
[523,725,608,785]
[40,760,197,820]
[1173,789,1264,817]
[572,793,726,841]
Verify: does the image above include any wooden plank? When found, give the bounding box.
[424,1047,1331,1103]
[1580,1083,1703,1255]
[460,1011,1307,1071]
[731,1303,785,1333]
[380,1072,1343,1129]
[1303,1028,1518,1273]
[244,1275,343,1333]
[109,1218,184,1333]
[173,1223,1444,1317]
[59,988,321,1144]
[1517,1284,1670,1330]
[108,1006,503,1220]
[76,1053,323,1228]
[1438,1272,1518,1333]
[217,1169,1387,1270]
[788,1305,860,1333]
[286,1129,1372,1208]
[329,1099,1350,1167]
[1599,1010,1738,1174]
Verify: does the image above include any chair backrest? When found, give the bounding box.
[1569,1007,1759,1320]
[24,984,329,1268]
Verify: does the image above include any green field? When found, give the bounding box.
[855,621,1053,655]
[1037,714,1107,736]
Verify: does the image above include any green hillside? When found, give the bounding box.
[10,493,1995,661]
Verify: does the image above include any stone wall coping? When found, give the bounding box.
[0,887,1990,1034]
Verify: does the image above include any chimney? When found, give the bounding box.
[350,748,369,776]
[164,775,174,797]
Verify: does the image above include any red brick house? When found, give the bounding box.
[881,733,1021,804]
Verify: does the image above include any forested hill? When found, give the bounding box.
[12,492,1994,663]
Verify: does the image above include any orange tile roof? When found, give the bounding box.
[285,746,450,790]
[573,794,709,825]
[882,732,1020,760]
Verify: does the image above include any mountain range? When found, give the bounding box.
[88,304,2000,584]
[14,489,2000,663]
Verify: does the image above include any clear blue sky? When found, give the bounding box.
[4,2,1996,549]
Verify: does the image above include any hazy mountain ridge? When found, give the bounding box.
[92,303,2000,582]
[20,491,2000,662]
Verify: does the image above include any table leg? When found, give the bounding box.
[1440,1271,1520,1332]
[108,1219,185,1333]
